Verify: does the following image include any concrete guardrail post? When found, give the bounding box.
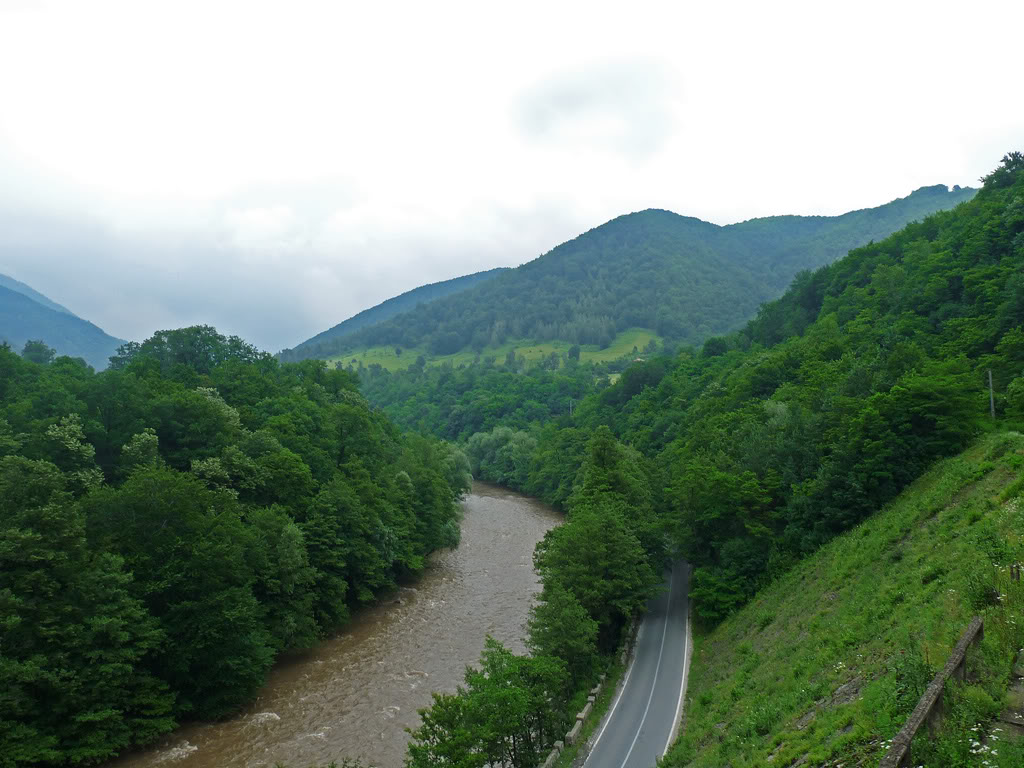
[566,719,582,745]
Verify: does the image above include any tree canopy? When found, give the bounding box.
[0,326,471,766]
[294,185,975,361]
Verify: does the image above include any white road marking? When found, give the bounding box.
[615,565,675,768]
[663,569,690,756]
[586,621,643,761]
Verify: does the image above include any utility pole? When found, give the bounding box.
[989,369,996,419]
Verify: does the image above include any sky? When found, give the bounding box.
[1,0,1022,352]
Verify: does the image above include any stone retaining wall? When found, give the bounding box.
[535,618,638,766]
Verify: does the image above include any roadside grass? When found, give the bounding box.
[323,328,662,373]
[666,431,1024,768]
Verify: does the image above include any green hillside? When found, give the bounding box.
[0,284,125,369]
[279,266,508,361]
[328,327,660,373]
[667,431,1024,767]
[325,184,974,359]
[373,153,1022,766]
[369,152,1023,619]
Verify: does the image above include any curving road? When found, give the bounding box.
[584,562,690,768]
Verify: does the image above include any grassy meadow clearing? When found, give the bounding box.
[325,328,662,372]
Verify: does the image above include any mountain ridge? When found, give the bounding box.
[0,281,125,369]
[0,272,77,317]
[280,266,510,361]
[296,183,976,361]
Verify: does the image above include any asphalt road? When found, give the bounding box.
[584,562,690,768]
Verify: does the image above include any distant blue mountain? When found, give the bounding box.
[0,272,76,317]
[0,277,125,369]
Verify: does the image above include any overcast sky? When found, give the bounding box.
[1,0,1022,352]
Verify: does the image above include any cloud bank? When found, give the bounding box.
[0,0,1021,351]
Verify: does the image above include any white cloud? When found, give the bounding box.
[0,0,1022,351]
[517,58,683,160]
[223,206,298,251]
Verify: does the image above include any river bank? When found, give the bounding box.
[104,482,560,768]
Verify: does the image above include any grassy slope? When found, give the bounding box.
[668,431,1024,768]
[326,328,661,372]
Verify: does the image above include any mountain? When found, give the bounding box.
[0,272,76,316]
[313,184,975,358]
[0,281,125,369]
[280,266,510,361]
[367,152,1024,766]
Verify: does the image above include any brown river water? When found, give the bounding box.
[106,482,560,768]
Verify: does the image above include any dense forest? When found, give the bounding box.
[303,184,974,361]
[362,153,1024,623]
[405,426,660,768]
[359,359,599,442]
[0,327,470,767]
[280,267,509,363]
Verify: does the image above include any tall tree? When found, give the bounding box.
[0,457,174,766]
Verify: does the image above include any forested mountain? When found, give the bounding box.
[0,326,470,766]
[0,279,125,369]
[4,156,1019,768]
[280,266,509,362]
[331,155,1022,768]
[322,184,974,358]
[363,153,1023,624]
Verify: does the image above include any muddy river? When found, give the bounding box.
[106,482,560,768]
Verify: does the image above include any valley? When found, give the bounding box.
[4,4,1024,766]
[2,154,1022,768]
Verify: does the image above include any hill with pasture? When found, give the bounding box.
[309,184,975,362]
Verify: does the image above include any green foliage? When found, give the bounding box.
[0,325,468,766]
[406,690,486,768]
[281,267,509,362]
[527,583,600,696]
[662,432,1024,767]
[0,456,174,767]
[534,488,658,648]
[303,186,974,361]
[20,339,55,365]
[406,637,569,768]
[358,360,597,441]
[465,426,537,489]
